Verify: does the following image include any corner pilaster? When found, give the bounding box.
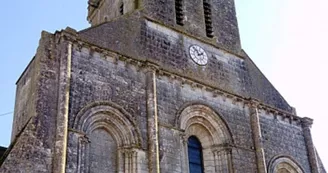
[302,117,320,173]
[52,41,72,173]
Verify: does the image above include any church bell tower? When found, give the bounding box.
[87,0,241,54]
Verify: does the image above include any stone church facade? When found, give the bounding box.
[0,0,326,173]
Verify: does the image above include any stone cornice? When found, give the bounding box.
[301,117,313,129]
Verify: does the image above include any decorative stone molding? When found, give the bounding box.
[268,156,304,173]
[73,101,142,147]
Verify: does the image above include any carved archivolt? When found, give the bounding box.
[72,102,143,173]
[268,156,304,173]
[177,104,234,173]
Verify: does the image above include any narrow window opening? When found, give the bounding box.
[203,0,214,38]
[175,0,184,26]
[120,3,124,15]
[188,136,204,173]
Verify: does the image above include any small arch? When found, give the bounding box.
[268,155,305,173]
[73,101,142,147]
[176,102,233,144]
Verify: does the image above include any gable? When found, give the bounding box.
[79,16,293,113]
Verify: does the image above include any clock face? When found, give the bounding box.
[189,45,208,65]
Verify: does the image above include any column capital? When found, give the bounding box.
[81,135,91,144]
[144,62,159,72]
[179,133,188,144]
[248,98,260,108]
[211,143,233,153]
[301,117,313,129]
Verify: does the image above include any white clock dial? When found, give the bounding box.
[189,45,208,65]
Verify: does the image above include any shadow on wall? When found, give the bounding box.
[0,146,7,159]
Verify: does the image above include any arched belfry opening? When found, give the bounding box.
[177,104,234,173]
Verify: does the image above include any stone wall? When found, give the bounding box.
[259,111,311,172]
[65,43,149,173]
[156,76,256,172]
[1,31,60,173]
[144,0,241,53]
[11,55,37,141]
[2,0,326,171]
[65,28,321,172]
[80,16,292,113]
[68,44,148,147]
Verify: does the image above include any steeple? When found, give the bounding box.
[87,0,138,25]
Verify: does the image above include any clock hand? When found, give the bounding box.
[193,47,199,54]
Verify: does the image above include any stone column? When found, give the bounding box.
[180,134,189,173]
[302,117,320,173]
[145,64,160,173]
[121,148,138,173]
[213,146,233,173]
[227,148,233,173]
[53,41,72,173]
[77,134,90,173]
[249,100,267,173]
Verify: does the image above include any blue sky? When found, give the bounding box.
[1,0,327,168]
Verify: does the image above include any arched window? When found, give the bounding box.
[188,136,204,173]
[268,156,304,173]
[178,104,233,173]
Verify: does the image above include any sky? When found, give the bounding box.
[0,0,327,168]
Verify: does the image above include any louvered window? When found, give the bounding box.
[188,136,204,173]
[175,0,184,25]
[203,0,214,38]
[120,3,124,15]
